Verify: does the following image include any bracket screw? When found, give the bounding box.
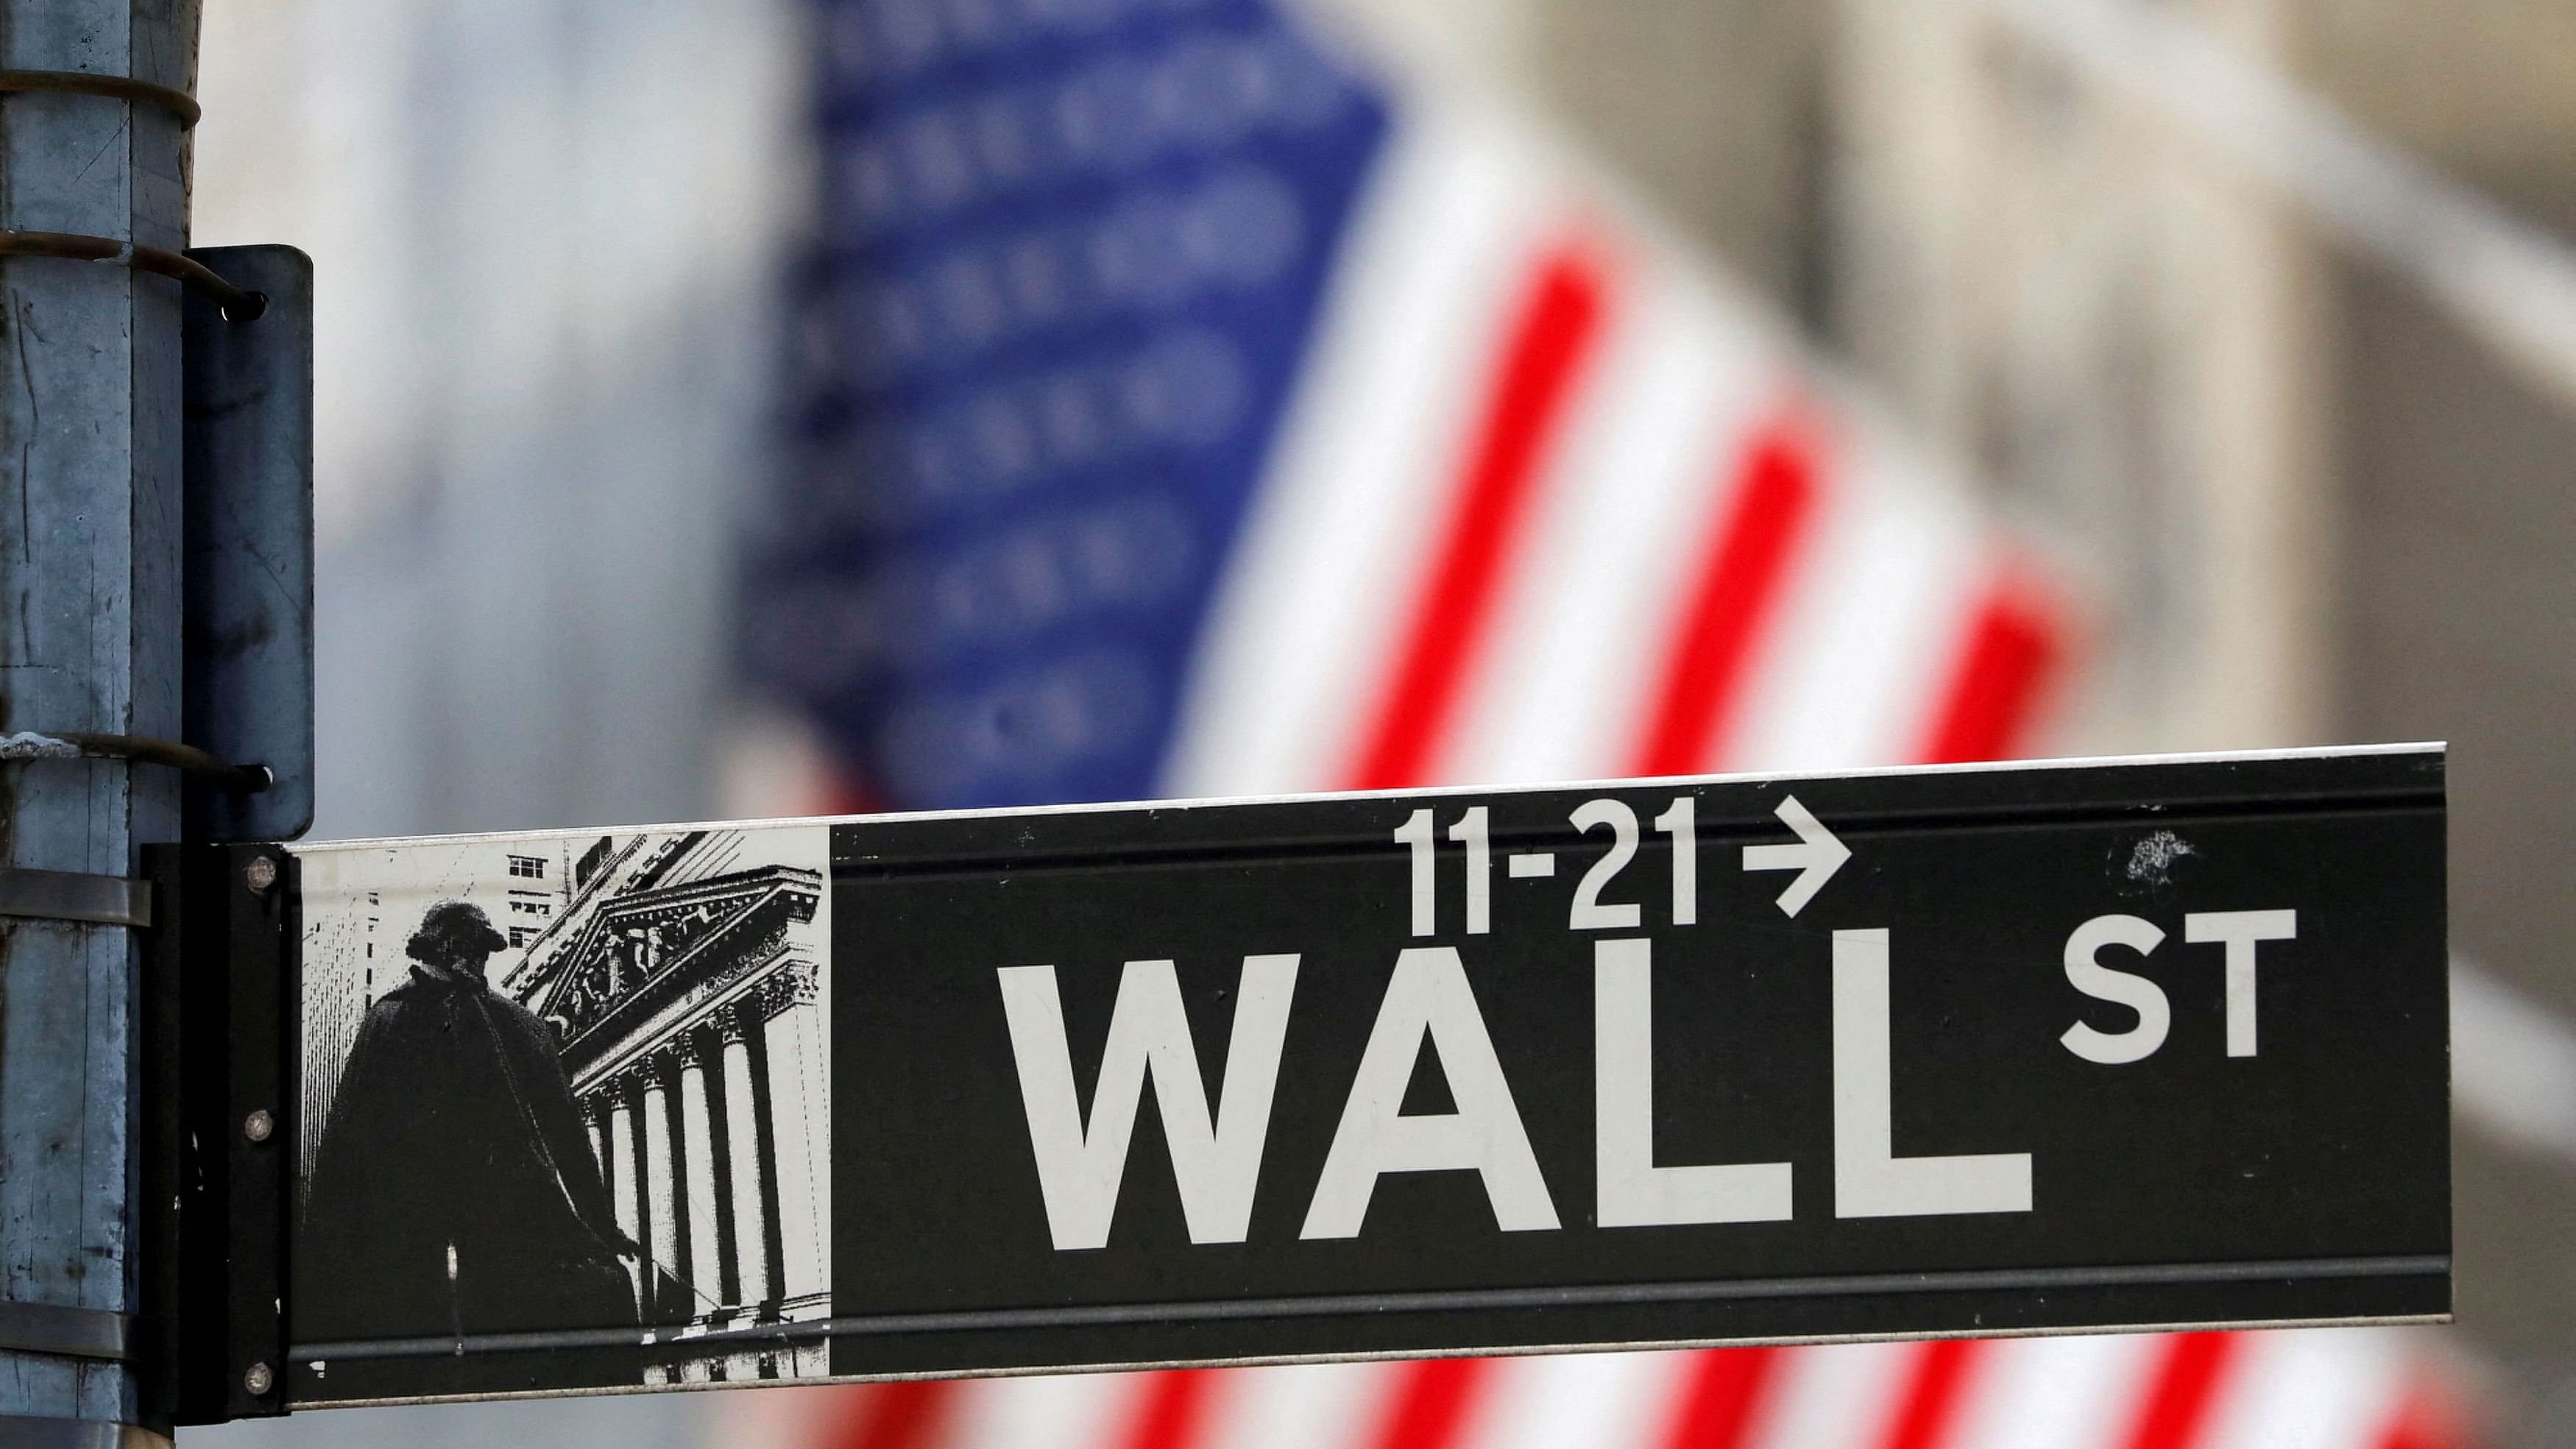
[244,1361,273,1397]
[242,1108,274,1144]
[244,855,278,893]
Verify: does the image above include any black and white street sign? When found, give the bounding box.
[261,745,2445,1411]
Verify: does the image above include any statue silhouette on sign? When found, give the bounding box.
[300,899,642,1394]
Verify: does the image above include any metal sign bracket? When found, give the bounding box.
[139,844,297,1428]
[180,246,314,843]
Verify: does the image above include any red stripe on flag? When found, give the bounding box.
[1657,1347,1786,1449]
[1631,412,1822,775]
[821,1381,960,1449]
[818,769,887,817]
[2373,1379,2476,1449]
[1879,1339,1986,1449]
[1347,241,1612,790]
[1116,1370,1222,1449]
[2115,1333,2241,1449]
[1916,574,2065,765]
[1366,1358,1495,1449]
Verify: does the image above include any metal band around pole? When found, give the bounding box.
[0,1302,132,1363]
[0,868,153,929]
[0,731,275,793]
[0,1416,172,1449]
[0,69,199,127]
[0,231,265,319]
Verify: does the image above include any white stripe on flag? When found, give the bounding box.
[1471,1351,1687,1449]
[944,1368,1131,1449]
[1212,1361,1408,1449]
[1440,254,1783,786]
[1948,1333,2164,1449]
[2198,1329,2414,1449]
[1726,445,1985,773]
[1750,1342,1922,1449]
[1162,99,1571,798]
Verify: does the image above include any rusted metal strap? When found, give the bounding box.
[0,868,154,929]
[0,232,263,319]
[0,68,199,127]
[0,732,272,793]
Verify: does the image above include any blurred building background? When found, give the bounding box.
[190,0,801,840]
[184,0,2576,1443]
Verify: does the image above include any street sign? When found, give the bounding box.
[240,745,2444,1414]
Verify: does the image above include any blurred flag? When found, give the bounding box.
[751,1331,2466,1449]
[745,0,2060,808]
[735,0,2471,1445]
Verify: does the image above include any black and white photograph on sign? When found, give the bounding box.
[293,823,834,1400]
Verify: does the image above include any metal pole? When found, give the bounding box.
[0,0,199,1439]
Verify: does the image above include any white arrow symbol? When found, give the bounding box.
[1741,793,1850,918]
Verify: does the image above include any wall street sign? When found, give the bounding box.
[235,745,2445,1414]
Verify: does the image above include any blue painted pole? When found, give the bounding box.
[0,1,199,1441]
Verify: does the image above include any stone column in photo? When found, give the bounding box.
[720,1003,773,1309]
[695,1023,746,1313]
[659,1052,698,1314]
[758,960,831,1305]
[609,1081,644,1308]
[678,1034,726,1315]
[642,1057,682,1316]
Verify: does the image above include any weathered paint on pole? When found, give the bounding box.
[0,0,201,1434]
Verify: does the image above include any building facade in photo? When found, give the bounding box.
[501,828,834,1384]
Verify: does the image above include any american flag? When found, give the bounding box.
[746,1333,2466,1449]
[737,0,2476,1445]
